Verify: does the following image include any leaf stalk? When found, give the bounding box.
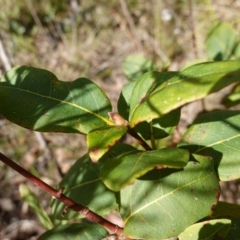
[127,128,152,151]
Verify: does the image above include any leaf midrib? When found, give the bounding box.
[130,67,235,118]
[195,133,240,153]
[1,85,113,125]
[124,172,212,223]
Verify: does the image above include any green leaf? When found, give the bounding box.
[117,81,137,120]
[128,71,180,138]
[178,219,231,240]
[181,59,209,70]
[19,184,53,230]
[87,125,128,162]
[210,201,240,219]
[133,108,181,140]
[129,61,240,127]
[51,154,118,220]
[223,92,240,107]
[0,66,112,134]
[224,217,240,240]
[99,142,138,163]
[209,203,240,240]
[205,202,240,240]
[129,71,177,118]
[38,223,108,240]
[222,83,240,107]
[120,154,219,240]
[205,22,240,61]
[122,54,156,82]
[180,110,240,181]
[118,71,176,123]
[101,147,189,191]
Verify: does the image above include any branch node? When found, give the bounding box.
[81,207,90,215]
[113,224,120,234]
[57,186,65,198]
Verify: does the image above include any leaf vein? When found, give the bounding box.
[125,172,212,222]
[1,85,112,124]
[221,142,240,152]
[195,133,240,153]
[66,178,100,191]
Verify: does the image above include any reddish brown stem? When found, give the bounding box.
[128,128,152,151]
[0,152,124,235]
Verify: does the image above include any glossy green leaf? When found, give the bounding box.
[38,223,108,240]
[133,108,180,140]
[51,154,118,220]
[20,184,53,230]
[101,147,189,191]
[0,66,113,134]
[122,54,156,82]
[223,92,240,107]
[180,110,240,181]
[99,142,138,162]
[128,71,180,138]
[207,203,240,240]
[178,219,231,240]
[210,201,240,219]
[181,59,208,70]
[129,61,240,127]
[222,83,240,107]
[129,71,177,118]
[224,217,240,240]
[205,22,240,61]
[120,154,219,240]
[87,125,128,162]
[117,81,137,120]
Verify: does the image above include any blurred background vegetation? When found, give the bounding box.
[1,0,240,239]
